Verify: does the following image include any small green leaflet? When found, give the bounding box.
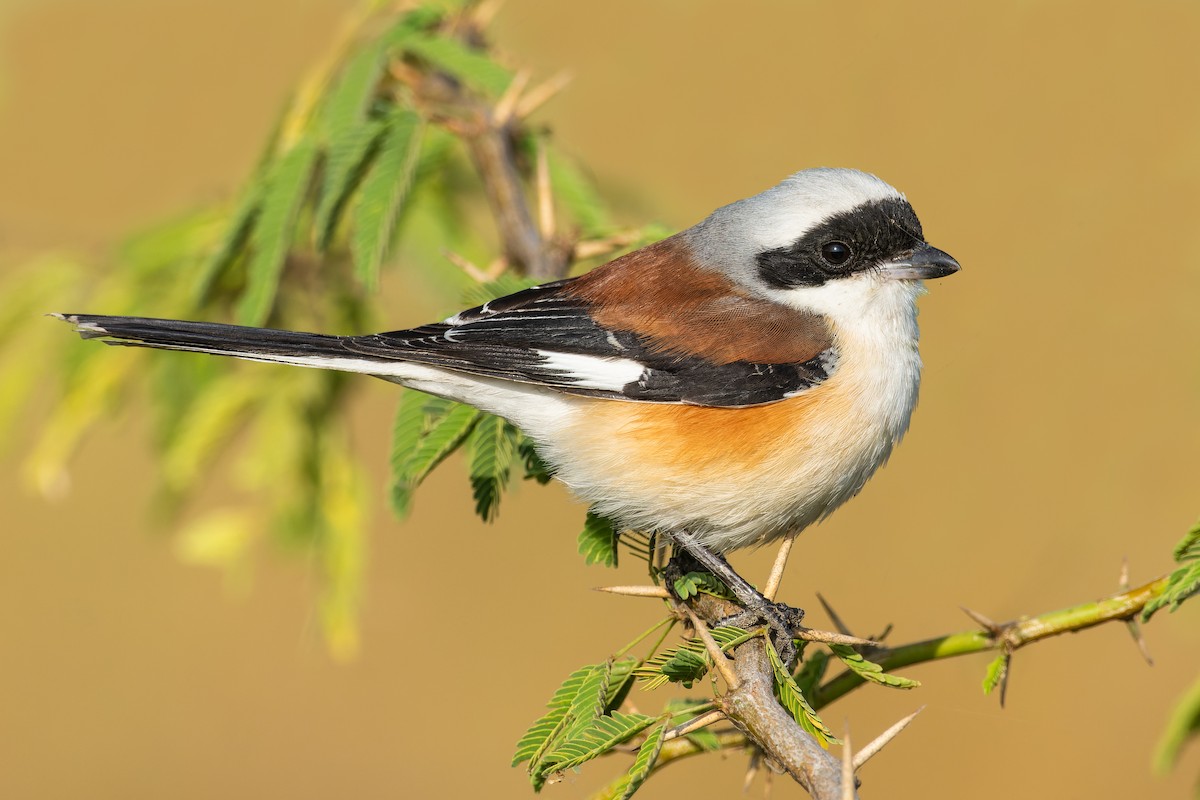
[467,413,518,522]
[672,571,730,600]
[518,435,553,485]
[579,510,619,568]
[828,643,919,689]
[236,137,320,326]
[765,638,839,748]
[1142,519,1200,621]
[314,119,387,251]
[610,714,671,800]
[389,393,481,517]
[634,626,755,690]
[982,652,1008,695]
[351,108,424,290]
[402,34,513,97]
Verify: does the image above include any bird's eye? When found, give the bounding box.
[820,241,852,267]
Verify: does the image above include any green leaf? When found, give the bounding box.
[635,626,755,690]
[672,571,731,601]
[765,638,839,747]
[402,34,513,97]
[546,147,613,238]
[982,652,1008,695]
[828,643,919,689]
[578,510,619,568]
[513,659,638,789]
[315,119,387,251]
[351,108,424,290]
[794,649,829,696]
[390,394,481,516]
[1152,671,1200,774]
[611,714,671,799]
[466,413,518,522]
[663,698,720,751]
[1142,519,1200,620]
[461,273,541,308]
[235,138,320,325]
[517,434,553,484]
[540,711,658,775]
[161,372,263,492]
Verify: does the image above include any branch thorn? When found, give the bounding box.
[515,70,573,119]
[840,722,855,800]
[594,585,670,598]
[816,592,855,637]
[852,706,924,770]
[959,605,1001,635]
[763,532,797,601]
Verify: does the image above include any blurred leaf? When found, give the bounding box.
[467,413,517,522]
[1152,671,1200,774]
[174,507,257,591]
[402,34,513,97]
[766,638,839,748]
[390,394,481,516]
[982,652,1008,695]
[794,649,829,696]
[316,426,368,660]
[578,510,619,567]
[828,644,919,689]
[352,108,424,290]
[161,372,263,492]
[314,118,386,250]
[1143,519,1200,620]
[236,138,320,325]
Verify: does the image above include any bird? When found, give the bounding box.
[55,167,958,644]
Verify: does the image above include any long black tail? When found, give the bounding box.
[52,313,401,375]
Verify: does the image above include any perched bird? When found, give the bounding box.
[55,168,958,634]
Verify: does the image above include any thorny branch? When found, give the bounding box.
[590,572,1176,799]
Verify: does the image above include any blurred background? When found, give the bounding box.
[1,1,1197,798]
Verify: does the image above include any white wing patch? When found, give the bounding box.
[534,350,645,390]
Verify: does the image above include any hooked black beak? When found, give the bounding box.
[880,243,961,281]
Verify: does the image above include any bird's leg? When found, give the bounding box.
[666,530,804,668]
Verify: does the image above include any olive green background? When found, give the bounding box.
[1,2,1198,798]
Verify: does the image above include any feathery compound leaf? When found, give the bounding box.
[235,138,320,325]
[765,638,839,748]
[579,510,619,568]
[611,714,671,800]
[390,394,481,517]
[1143,520,1200,620]
[402,34,513,97]
[634,626,754,690]
[315,118,386,251]
[467,413,518,522]
[511,657,638,786]
[828,643,920,689]
[794,649,829,696]
[351,108,424,290]
[540,711,658,775]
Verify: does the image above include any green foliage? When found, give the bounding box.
[351,108,424,290]
[793,648,828,696]
[672,571,731,601]
[634,626,754,690]
[401,33,514,97]
[1153,672,1200,775]
[828,643,919,689]
[663,698,720,751]
[578,510,620,568]
[1142,519,1200,620]
[466,413,519,522]
[766,638,839,748]
[389,393,482,516]
[513,658,640,789]
[982,652,1008,695]
[605,714,671,800]
[236,137,321,325]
